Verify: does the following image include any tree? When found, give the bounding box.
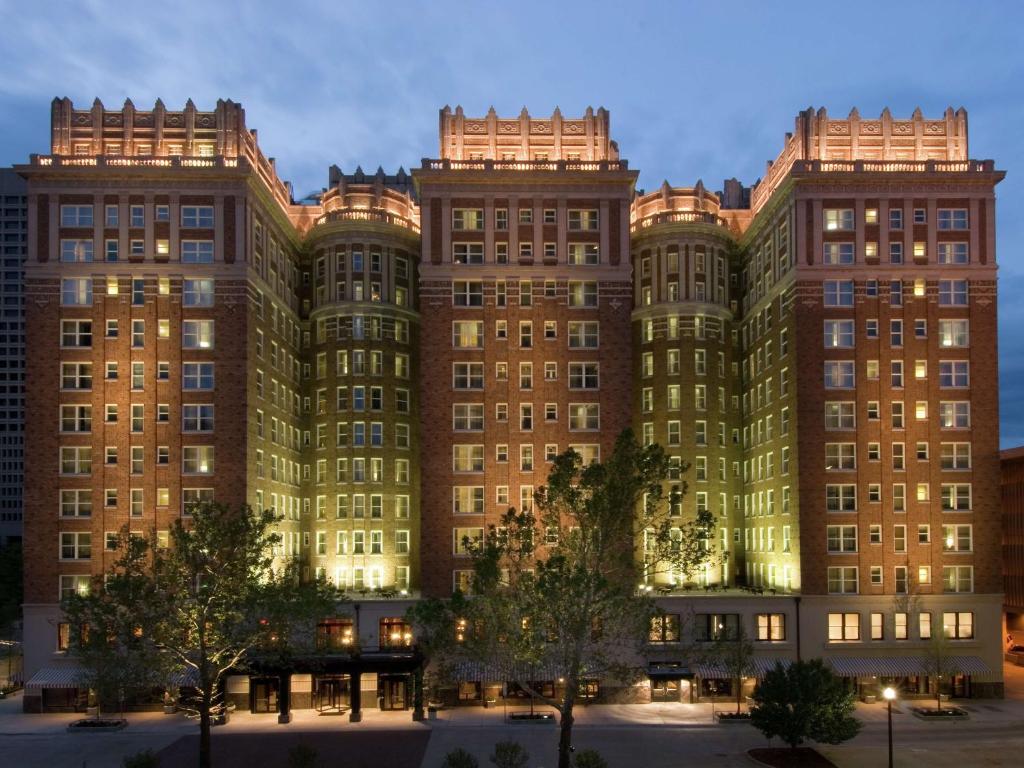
[921,628,956,711]
[709,623,755,715]
[750,659,861,750]
[406,591,469,718]
[67,503,339,768]
[441,749,479,768]
[63,530,169,716]
[490,741,529,768]
[455,429,718,768]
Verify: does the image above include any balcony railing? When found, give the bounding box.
[314,207,420,233]
[630,210,726,232]
[421,158,629,172]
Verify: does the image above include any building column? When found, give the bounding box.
[277,673,291,724]
[349,670,362,722]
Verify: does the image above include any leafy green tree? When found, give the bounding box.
[67,503,339,768]
[441,748,480,768]
[63,530,169,716]
[709,623,755,715]
[490,741,529,768]
[455,430,717,768]
[750,659,861,749]
[920,628,956,711]
[407,591,469,718]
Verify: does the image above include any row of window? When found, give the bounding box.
[828,610,973,643]
[824,318,969,348]
[452,207,599,230]
[60,203,214,229]
[826,523,973,553]
[827,565,974,594]
[59,487,212,518]
[61,238,214,263]
[303,457,412,486]
[451,241,601,265]
[823,279,968,307]
[311,528,411,556]
[825,482,972,512]
[452,319,600,348]
[60,277,214,306]
[823,207,968,232]
[825,400,971,429]
[824,441,972,471]
[450,361,599,390]
[824,359,970,389]
[452,280,598,307]
[314,250,409,278]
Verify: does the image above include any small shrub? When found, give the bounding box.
[490,740,529,768]
[574,750,609,768]
[442,748,480,768]
[288,744,320,768]
[122,751,160,768]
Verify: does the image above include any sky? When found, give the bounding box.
[1,0,1021,444]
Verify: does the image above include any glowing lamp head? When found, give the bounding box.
[883,686,897,701]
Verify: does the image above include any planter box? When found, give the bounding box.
[68,718,128,733]
[861,694,877,704]
[911,706,969,721]
[715,712,752,725]
[509,712,555,723]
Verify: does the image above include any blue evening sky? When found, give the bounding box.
[1,0,1021,445]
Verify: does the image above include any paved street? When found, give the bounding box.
[3,665,1024,767]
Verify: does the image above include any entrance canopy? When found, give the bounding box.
[25,667,81,689]
[692,657,792,679]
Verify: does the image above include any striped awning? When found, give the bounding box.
[168,668,199,687]
[447,658,594,682]
[827,655,990,677]
[693,656,791,679]
[25,666,83,689]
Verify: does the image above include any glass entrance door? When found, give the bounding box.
[251,677,279,713]
[651,679,680,702]
[379,675,408,710]
[315,675,350,712]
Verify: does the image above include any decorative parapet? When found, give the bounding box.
[438,105,619,162]
[750,107,970,212]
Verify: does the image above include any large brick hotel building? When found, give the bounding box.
[16,99,1005,712]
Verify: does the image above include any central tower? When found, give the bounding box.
[414,106,638,596]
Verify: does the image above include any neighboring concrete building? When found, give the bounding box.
[16,99,1006,713]
[0,169,26,547]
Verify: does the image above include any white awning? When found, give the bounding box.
[25,666,83,689]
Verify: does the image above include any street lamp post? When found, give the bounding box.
[883,686,897,768]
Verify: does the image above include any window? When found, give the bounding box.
[826,485,856,512]
[453,487,484,515]
[181,205,215,227]
[181,240,214,263]
[568,281,598,307]
[823,242,854,265]
[694,613,740,641]
[60,532,92,560]
[61,278,93,306]
[940,401,970,429]
[827,566,859,594]
[827,525,857,553]
[568,363,599,389]
[568,403,600,430]
[452,208,483,230]
[183,319,214,349]
[454,527,484,556]
[939,361,969,388]
[942,611,974,639]
[943,566,973,594]
[938,280,968,306]
[940,442,971,470]
[60,490,92,518]
[823,320,854,348]
[182,446,214,474]
[453,404,484,431]
[756,614,786,641]
[649,614,681,643]
[183,278,214,306]
[823,209,853,230]
[453,445,485,473]
[61,204,94,226]
[453,281,483,306]
[453,363,484,389]
[824,361,854,388]
[568,209,599,230]
[567,243,600,265]
[452,321,484,348]
[182,404,215,432]
[825,402,855,429]
[453,243,484,265]
[938,242,969,265]
[937,209,968,230]
[825,443,856,470]
[183,362,214,390]
[942,524,972,553]
[823,280,854,307]
[938,319,969,348]
[828,612,860,640]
